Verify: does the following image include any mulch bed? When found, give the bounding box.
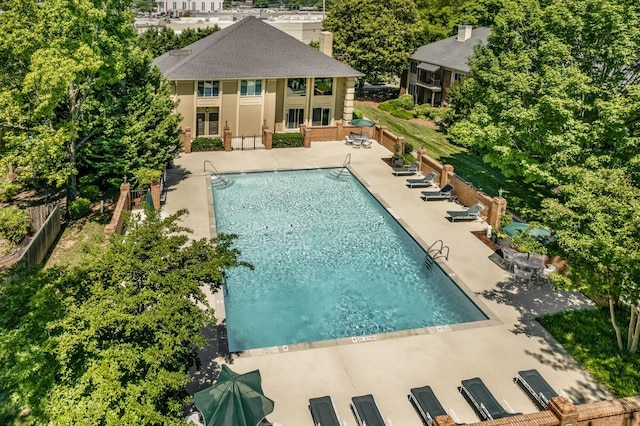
[471,230,501,253]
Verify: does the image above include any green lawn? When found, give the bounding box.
[355,105,551,220]
[538,307,640,398]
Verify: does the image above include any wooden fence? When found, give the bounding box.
[0,202,61,271]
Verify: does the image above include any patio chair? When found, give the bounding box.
[345,135,354,145]
[501,247,518,271]
[408,386,447,426]
[361,139,373,148]
[309,395,342,426]
[350,394,387,426]
[392,161,419,176]
[406,171,437,188]
[446,203,484,222]
[514,369,558,409]
[459,377,521,421]
[513,264,534,284]
[421,184,454,201]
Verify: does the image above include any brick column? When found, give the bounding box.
[487,196,507,228]
[337,120,344,139]
[397,136,406,155]
[441,164,454,187]
[377,126,387,144]
[150,179,161,210]
[262,124,272,150]
[182,127,192,153]
[301,124,311,148]
[549,396,578,426]
[433,415,456,426]
[223,125,232,151]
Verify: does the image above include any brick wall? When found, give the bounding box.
[416,149,506,228]
[104,183,131,235]
[435,396,640,426]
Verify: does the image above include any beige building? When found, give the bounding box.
[153,16,362,138]
[401,25,490,107]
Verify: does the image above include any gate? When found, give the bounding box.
[231,135,263,150]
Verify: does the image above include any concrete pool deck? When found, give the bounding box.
[164,141,610,425]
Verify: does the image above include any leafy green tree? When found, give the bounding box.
[136,27,179,57]
[79,49,181,191]
[542,166,640,352]
[136,26,220,58]
[323,0,421,85]
[0,0,134,201]
[448,0,640,185]
[0,209,252,424]
[136,0,156,12]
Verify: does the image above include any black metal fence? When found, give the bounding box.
[231,135,263,150]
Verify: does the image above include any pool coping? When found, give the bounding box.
[206,166,503,358]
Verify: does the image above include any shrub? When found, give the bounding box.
[0,181,21,203]
[352,109,363,119]
[0,206,30,244]
[378,101,394,112]
[79,185,101,202]
[68,198,92,220]
[133,168,162,189]
[191,137,224,151]
[415,103,433,118]
[396,94,415,111]
[272,133,304,148]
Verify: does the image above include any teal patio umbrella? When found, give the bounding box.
[348,118,376,134]
[502,222,552,241]
[194,365,275,426]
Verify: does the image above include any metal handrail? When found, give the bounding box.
[334,153,351,176]
[203,160,229,185]
[427,239,450,261]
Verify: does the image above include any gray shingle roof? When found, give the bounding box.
[154,16,363,80]
[411,27,491,73]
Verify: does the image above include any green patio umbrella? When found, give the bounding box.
[502,222,552,241]
[348,118,376,134]
[145,189,155,210]
[194,365,275,426]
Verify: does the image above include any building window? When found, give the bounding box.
[201,2,205,10]
[408,83,416,95]
[172,1,176,9]
[286,108,304,129]
[452,72,465,83]
[313,78,332,96]
[312,107,330,126]
[287,78,306,96]
[241,80,262,96]
[197,80,219,97]
[182,1,186,9]
[211,1,215,10]
[410,61,417,74]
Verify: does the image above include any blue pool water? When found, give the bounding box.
[212,169,486,352]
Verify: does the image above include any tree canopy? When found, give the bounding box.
[448,0,640,185]
[0,209,251,424]
[323,0,421,84]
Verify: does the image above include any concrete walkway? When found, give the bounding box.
[165,141,609,425]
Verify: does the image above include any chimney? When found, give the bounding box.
[319,31,333,57]
[457,25,473,42]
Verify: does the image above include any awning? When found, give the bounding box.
[417,62,441,72]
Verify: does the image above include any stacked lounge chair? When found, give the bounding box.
[421,184,454,201]
[408,386,447,426]
[350,394,387,426]
[407,171,437,188]
[447,203,484,222]
[392,161,420,176]
[459,377,521,420]
[515,369,559,409]
[309,395,342,426]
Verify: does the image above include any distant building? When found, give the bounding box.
[401,25,490,107]
[155,0,223,14]
[153,16,362,138]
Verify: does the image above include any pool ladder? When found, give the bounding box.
[425,240,449,270]
[204,160,230,187]
[330,153,351,179]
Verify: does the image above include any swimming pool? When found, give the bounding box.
[212,169,487,352]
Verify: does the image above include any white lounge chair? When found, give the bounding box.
[446,203,484,222]
[406,171,437,188]
[392,161,419,176]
